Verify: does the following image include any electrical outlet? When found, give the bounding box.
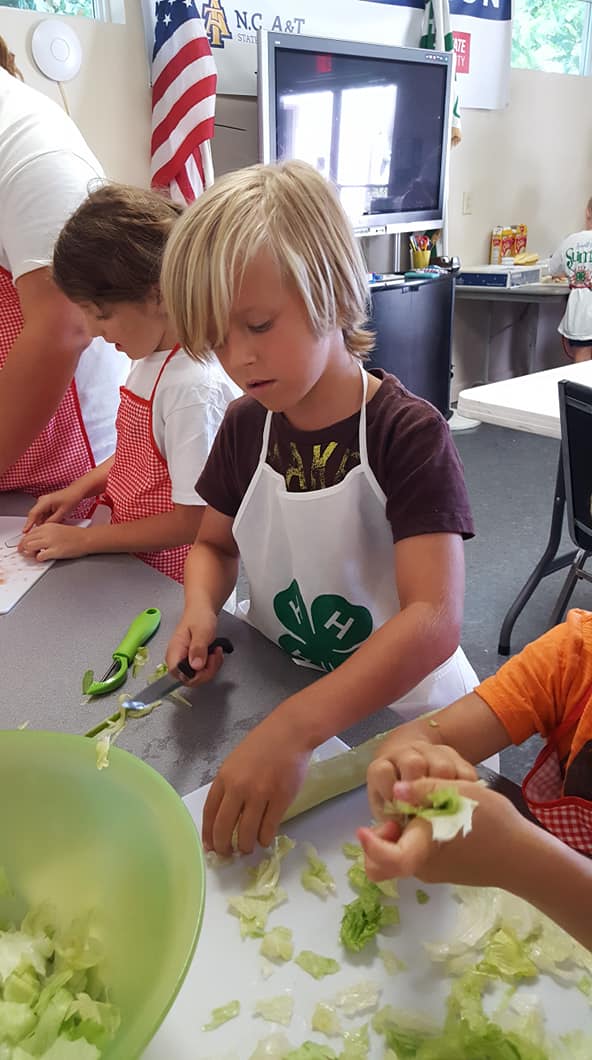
[462,191,473,215]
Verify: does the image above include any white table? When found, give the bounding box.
[458,362,592,654]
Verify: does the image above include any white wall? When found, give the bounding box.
[3,6,591,392]
[449,67,592,267]
[0,0,152,185]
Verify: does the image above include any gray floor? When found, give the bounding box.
[241,422,589,784]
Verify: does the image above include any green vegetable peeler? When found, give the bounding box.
[82,607,162,697]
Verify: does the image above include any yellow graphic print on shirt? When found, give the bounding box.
[268,440,361,491]
[273,579,373,672]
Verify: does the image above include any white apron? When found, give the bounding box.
[233,365,478,722]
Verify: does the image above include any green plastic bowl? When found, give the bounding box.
[0,730,205,1058]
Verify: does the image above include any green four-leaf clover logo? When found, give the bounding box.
[273,579,373,671]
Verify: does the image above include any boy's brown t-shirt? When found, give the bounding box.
[196,370,474,544]
[477,608,592,798]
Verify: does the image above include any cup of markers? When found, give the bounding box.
[410,233,433,269]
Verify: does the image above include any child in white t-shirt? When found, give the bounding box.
[550,196,592,362]
[18,184,240,583]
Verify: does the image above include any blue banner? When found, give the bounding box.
[359,0,511,21]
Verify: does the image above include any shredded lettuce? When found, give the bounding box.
[334,980,381,1017]
[301,845,336,899]
[260,927,294,964]
[0,875,119,1057]
[202,999,240,1030]
[311,1001,341,1037]
[294,951,340,980]
[253,993,294,1026]
[372,974,552,1059]
[284,1045,338,1059]
[228,836,294,938]
[249,1032,294,1059]
[131,646,149,678]
[340,1023,370,1059]
[340,890,399,953]
[383,786,480,842]
[416,890,430,906]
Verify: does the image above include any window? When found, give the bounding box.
[0,0,125,18]
[512,0,592,75]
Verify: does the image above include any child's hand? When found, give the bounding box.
[22,487,81,532]
[367,740,477,822]
[358,777,529,891]
[202,714,312,856]
[165,608,223,685]
[17,523,89,561]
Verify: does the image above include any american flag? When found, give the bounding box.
[150,0,217,204]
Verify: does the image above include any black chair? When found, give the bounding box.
[549,379,592,626]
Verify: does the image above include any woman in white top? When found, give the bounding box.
[0,37,126,511]
[549,196,592,363]
[18,184,240,583]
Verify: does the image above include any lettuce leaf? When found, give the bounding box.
[253,993,294,1026]
[301,845,336,899]
[285,1045,338,1059]
[260,927,294,964]
[202,999,240,1030]
[384,786,480,842]
[294,951,340,980]
[340,1023,370,1059]
[340,890,399,953]
[334,979,381,1017]
[311,1001,341,1037]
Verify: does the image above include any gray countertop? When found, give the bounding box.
[1,492,527,815]
[1,493,394,796]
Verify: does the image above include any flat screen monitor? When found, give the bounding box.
[258,32,453,236]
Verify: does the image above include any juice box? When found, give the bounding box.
[501,226,515,258]
[490,226,503,265]
[514,223,528,254]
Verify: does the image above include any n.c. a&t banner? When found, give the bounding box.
[189,0,511,108]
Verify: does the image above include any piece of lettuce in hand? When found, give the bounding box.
[383,785,480,842]
[340,1023,370,1059]
[202,999,240,1031]
[294,951,340,980]
[301,844,336,899]
[311,1001,341,1038]
[260,926,294,964]
[334,980,381,1018]
[340,890,399,953]
[253,993,294,1027]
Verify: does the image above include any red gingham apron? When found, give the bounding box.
[0,266,96,518]
[522,688,592,855]
[101,344,190,584]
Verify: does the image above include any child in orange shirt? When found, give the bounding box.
[364,607,592,855]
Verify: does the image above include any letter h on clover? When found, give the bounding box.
[273,580,373,672]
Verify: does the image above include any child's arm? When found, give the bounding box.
[22,457,114,531]
[201,532,474,855]
[358,778,592,952]
[165,507,239,677]
[365,692,510,821]
[19,500,202,561]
